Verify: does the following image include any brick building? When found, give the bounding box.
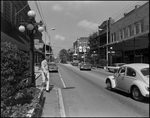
[109,2,149,64]
[96,2,149,65]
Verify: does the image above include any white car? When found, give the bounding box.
[105,63,149,101]
[107,63,126,73]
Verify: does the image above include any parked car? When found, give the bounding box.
[48,62,58,72]
[105,63,149,101]
[72,60,79,66]
[79,62,92,70]
[107,63,126,73]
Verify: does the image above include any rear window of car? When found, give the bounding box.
[49,63,56,66]
[141,68,149,76]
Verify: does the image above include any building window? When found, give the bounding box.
[119,30,121,40]
[139,19,144,33]
[122,28,125,39]
[1,1,4,13]
[128,25,132,36]
[114,33,116,41]
[14,7,17,25]
[134,21,139,35]
[10,1,12,22]
[111,34,113,42]
[127,26,130,37]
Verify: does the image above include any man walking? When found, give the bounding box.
[41,55,50,92]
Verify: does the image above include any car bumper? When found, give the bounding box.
[49,69,58,71]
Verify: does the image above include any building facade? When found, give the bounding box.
[73,37,89,61]
[1,1,44,64]
[109,2,149,64]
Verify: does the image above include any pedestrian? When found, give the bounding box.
[41,55,50,92]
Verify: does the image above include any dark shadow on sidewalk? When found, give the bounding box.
[33,97,46,117]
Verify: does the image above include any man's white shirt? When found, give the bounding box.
[41,59,49,73]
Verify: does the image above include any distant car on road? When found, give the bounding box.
[107,63,126,73]
[72,60,79,66]
[48,62,58,72]
[105,63,149,101]
[79,62,92,71]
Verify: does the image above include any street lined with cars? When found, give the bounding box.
[48,63,149,117]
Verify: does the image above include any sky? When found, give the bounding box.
[28,1,148,57]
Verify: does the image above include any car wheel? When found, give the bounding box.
[131,86,144,101]
[106,79,113,91]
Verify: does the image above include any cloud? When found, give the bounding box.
[65,12,77,18]
[54,35,65,41]
[78,20,99,31]
[52,4,64,11]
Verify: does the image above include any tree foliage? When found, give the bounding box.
[58,49,69,63]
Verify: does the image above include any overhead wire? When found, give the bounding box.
[35,1,52,46]
[110,1,138,18]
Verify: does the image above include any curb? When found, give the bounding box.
[26,73,44,117]
[26,85,44,117]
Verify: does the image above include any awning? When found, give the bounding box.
[1,31,44,54]
[99,31,149,48]
[1,31,29,51]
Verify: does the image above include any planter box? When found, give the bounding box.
[26,86,44,117]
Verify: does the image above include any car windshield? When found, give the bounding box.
[84,62,90,64]
[140,68,149,76]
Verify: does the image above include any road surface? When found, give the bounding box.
[50,63,149,117]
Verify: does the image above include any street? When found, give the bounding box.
[50,63,149,117]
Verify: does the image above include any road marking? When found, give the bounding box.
[58,70,66,88]
[58,88,66,117]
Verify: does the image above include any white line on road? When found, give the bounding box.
[58,70,66,88]
[58,88,66,117]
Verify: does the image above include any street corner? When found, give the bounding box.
[41,86,61,117]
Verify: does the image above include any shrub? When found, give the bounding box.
[1,87,41,117]
[1,42,32,116]
[1,42,30,100]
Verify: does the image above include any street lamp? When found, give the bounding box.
[18,10,44,87]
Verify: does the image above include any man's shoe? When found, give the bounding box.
[46,90,49,92]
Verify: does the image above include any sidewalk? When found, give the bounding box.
[34,66,61,117]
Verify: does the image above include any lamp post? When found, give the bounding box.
[18,10,44,87]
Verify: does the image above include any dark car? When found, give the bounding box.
[48,62,58,72]
[72,60,79,66]
[79,62,92,70]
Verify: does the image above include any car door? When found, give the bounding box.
[122,67,137,92]
[115,66,126,90]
